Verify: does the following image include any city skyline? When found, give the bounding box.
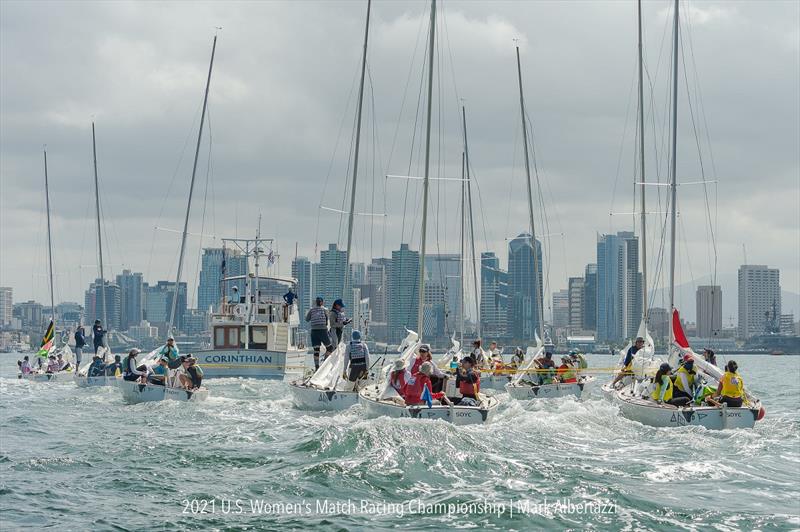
[1,1,797,323]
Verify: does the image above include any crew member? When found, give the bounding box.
[123,348,146,382]
[612,336,644,388]
[556,356,577,383]
[402,362,446,406]
[343,330,370,390]
[305,297,331,370]
[329,299,351,345]
[651,363,673,403]
[92,320,106,354]
[672,356,697,403]
[455,355,480,405]
[74,326,86,369]
[148,357,169,385]
[716,360,744,407]
[105,354,123,377]
[159,336,181,369]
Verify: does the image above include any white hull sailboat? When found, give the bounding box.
[119,380,209,404]
[359,383,499,425]
[75,375,120,388]
[506,377,595,401]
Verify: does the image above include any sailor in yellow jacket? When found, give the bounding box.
[716,360,745,407]
[650,363,673,403]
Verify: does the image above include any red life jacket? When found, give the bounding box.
[459,372,480,396]
[411,357,423,374]
[390,370,407,394]
[403,373,432,404]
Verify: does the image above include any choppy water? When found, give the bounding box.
[1,352,798,531]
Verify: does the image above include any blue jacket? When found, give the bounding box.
[93,325,106,346]
[74,329,86,348]
[88,361,106,377]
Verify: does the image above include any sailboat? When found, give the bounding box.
[607,0,763,429]
[119,35,218,404]
[76,123,121,387]
[289,0,386,410]
[357,0,499,425]
[504,45,593,400]
[19,150,75,382]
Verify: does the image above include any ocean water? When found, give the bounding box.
[1,352,798,531]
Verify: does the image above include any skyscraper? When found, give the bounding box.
[696,285,722,338]
[116,269,143,331]
[582,264,597,332]
[0,287,12,326]
[291,256,312,328]
[367,259,390,324]
[568,277,584,333]
[424,254,461,335]
[388,244,419,343]
[596,232,642,343]
[84,279,122,331]
[552,289,570,329]
[318,243,347,307]
[198,248,247,312]
[507,233,543,341]
[480,252,508,339]
[738,265,781,338]
[144,281,187,336]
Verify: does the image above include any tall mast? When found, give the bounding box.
[668,0,679,345]
[43,149,55,327]
[515,45,544,340]
[459,150,465,346]
[637,0,648,323]
[344,0,372,303]
[461,105,480,338]
[92,122,107,331]
[168,35,217,336]
[417,0,436,334]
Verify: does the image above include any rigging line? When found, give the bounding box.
[338,100,360,249]
[314,59,360,259]
[609,59,639,234]
[192,104,214,310]
[363,65,389,261]
[505,114,520,243]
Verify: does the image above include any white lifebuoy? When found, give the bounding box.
[233,305,245,317]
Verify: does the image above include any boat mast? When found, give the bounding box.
[461,105,480,338]
[668,0,679,346]
[43,149,55,329]
[344,0,372,307]
[168,35,217,336]
[637,0,648,324]
[417,0,436,334]
[459,150,465,346]
[515,45,544,340]
[92,123,107,334]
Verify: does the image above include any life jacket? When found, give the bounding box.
[458,371,480,397]
[675,366,695,393]
[558,365,577,383]
[331,308,347,329]
[307,306,328,328]
[650,375,673,402]
[411,357,423,374]
[720,371,744,398]
[348,341,367,364]
[390,370,406,394]
[403,373,432,404]
[123,356,138,377]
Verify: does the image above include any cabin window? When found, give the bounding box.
[214,326,241,349]
[250,326,267,349]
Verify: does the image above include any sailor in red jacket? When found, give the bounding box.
[455,355,481,402]
[403,362,445,405]
[389,358,407,395]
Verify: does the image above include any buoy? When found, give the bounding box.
[756,406,766,421]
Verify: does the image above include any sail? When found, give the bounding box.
[308,343,346,390]
[511,344,544,385]
[672,309,690,349]
[436,334,460,368]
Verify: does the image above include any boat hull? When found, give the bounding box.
[358,385,498,425]
[506,376,594,400]
[18,372,73,382]
[119,380,209,405]
[288,380,360,411]
[612,388,759,429]
[75,375,120,388]
[480,373,512,391]
[193,348,306,380]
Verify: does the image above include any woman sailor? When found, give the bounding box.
[122,348,147,383]
[343,330,369,391]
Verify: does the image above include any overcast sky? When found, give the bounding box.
[1,0,798,321]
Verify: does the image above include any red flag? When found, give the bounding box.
[672,309,690,349]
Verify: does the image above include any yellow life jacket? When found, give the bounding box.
[651,375,673,402]
[720,371,744,398]
[675,366,695,393]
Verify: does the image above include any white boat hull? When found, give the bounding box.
[18,372,73,382]
[479,373,511,390]
[119,380,209,405]
[75,375,120,388]
[506,376,594,400]
[288,380,360,411]
[358,384,499,425]
[194,348,306,380]
[612,387,760,429]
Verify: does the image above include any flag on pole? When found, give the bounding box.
[37,319,54,358]
[421,383,433,409]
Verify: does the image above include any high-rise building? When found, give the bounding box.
[582,264,597,332]
[367,259,390,324]
[318,243,348,308]
[0,287,12,326]
[696,285,722,338]
[424,254,461,335]
[552,289,570,329]
[291,256,312,328]
[596,232,642,343]
[84,279,122,331]
[648,307,670,343]
[56,302,83,326]
[183,308,210,336]
[568,277,584,333]
[507,233,543,341]
[116,269,144,331]
[349,262,366,287]
[144,281,187,336]
[780,314,795,336]
[13,300,44,329]
[738,265,781,338]
[423,282,447,341]
[387,244,419,343]
[480,252,508,339]
[198,248,247,313]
